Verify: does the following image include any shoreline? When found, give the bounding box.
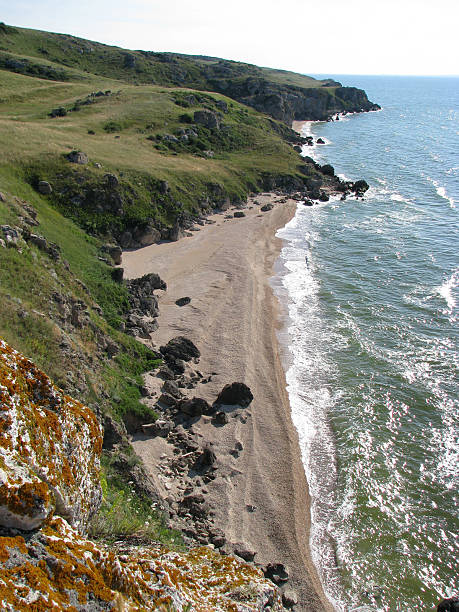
[122,194,334,611]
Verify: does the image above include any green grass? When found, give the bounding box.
[89,454,184,548]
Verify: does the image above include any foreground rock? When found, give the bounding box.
[0,339,102,533]
[0,339,288,610]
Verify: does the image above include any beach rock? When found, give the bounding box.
[261,203,273,212]
[158,393,178,407]
[176,296,191,307]
[142,419,173,437]
[209,527,226,548]
[233,210,245,218]
[303,199,313,207]
[38,180,52,195]
[160,336,200,362]
[215,382,253,407]
[180,397,211,417]
[212,411,229,425]
[194,110,220,130]
[169,222,185,242]
[67,150,89,164]
[193,445,217,471]
[136,223,161,246]
[438,597,459,611]
[318,191,330,202]
[162,379,181,398]
[282,589,298,608]
[263,562,290,585]
[0,339,102,533]
[233,543,256,562]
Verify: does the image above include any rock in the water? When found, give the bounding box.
[0,339,102,533]
[316,138,325,144]
[160,336,200,362]
[67,150,89,164]
[175,296,191,307]
[352,179,370,196]
[215,382,253,407]
[38,180,52,195]
[194,109,220,130]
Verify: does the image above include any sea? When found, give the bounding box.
[273,76,458,611]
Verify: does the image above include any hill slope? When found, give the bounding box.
[0,22,380,122]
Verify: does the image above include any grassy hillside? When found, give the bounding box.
[0,22,365,547]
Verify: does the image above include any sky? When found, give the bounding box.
[1,0,458,76]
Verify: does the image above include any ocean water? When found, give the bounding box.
[274,76,458,611]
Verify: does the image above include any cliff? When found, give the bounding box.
[0,339,287,611]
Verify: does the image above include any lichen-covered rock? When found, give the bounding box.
[0,339,102,533]
[0,516,286,611]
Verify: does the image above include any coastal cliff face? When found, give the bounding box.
[207,79,380,123]
[0,339,287,611]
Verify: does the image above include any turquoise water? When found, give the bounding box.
[276,76,458,611]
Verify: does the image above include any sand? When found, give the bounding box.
[122,195,333,611]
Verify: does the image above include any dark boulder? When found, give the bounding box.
[160,336,200,362]
[212,411,229,425]
[316,138,325,145]
[215,382,253,407]
[193,445,217,471]
[111,267,124,283]
[233,543,256,562]
[352,179,369,196]
[263,562,289,585]
[318,191,330,202]
[233,211,246,218]
[175,296,191,307]
[321,164,335,176]
[180,397,211,417]
[261,203,273,212]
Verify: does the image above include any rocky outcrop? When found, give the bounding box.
[208,77,380,124]
[0,339,287,611]
[0,339,102,533]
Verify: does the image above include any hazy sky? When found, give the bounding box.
[1,0,458,76]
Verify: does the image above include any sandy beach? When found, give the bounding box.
[122,195,333,611]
